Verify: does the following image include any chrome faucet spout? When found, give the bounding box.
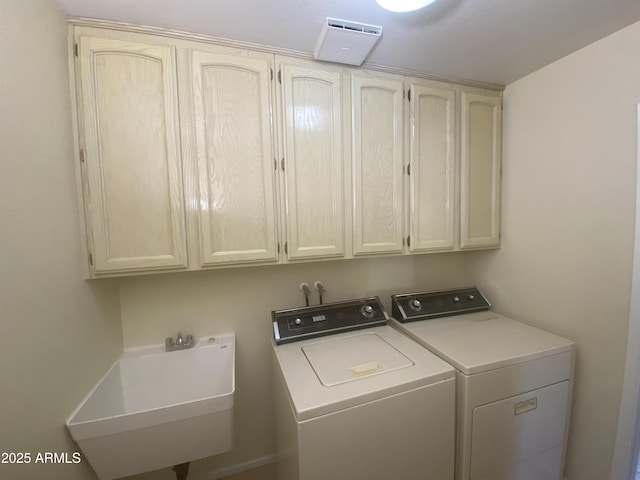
[165,332,195,352]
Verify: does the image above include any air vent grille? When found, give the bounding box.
[314,17,383,66]
[326,19,382,36]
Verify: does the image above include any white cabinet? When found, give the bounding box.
[72,25,502,277]
[77,36,188,274]
[407,81,456,253]
[351,73,404,256]
[278,60,346,260]
[191,50,279,265]
[460,91,502,249]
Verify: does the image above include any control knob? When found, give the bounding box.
[453,296,460,303]
[468,294,475,300]
[294,318,303,326]
[361,304,375,318]
[409,299,422,311]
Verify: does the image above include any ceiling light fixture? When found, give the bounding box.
[376,0,439,13]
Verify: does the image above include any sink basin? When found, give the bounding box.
[67,333,235,480]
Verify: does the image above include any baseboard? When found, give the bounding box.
[204,454,277,479]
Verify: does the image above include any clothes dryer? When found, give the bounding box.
[390,287,575,480]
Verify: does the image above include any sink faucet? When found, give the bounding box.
[165,332,195,352]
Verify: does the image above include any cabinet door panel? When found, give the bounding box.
[352,75,404,255]
[461,92,501,249]
[192,52,278,265]
[281,65,344,260]
[79,37,187,273]
[409,84,456,252]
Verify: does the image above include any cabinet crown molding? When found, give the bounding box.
[69,17,504,92]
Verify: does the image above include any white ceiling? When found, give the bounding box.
[55,0,640,86]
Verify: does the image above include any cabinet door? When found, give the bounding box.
[408,83,456,252]
[460,91,501,249]
[78,37,187,273]
[352,74,404,255]
[192,51,278,265]
[280,64,344,260]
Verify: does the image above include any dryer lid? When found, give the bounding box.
[390,312,575,375]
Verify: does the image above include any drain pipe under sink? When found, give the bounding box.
[172,462,190,480]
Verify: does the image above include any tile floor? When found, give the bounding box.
[219,462,276,480]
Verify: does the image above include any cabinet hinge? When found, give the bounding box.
[277,243,280,254]
[402,237,405,246]
[284,242,288,254]
[278,69,282,84]
[74,43,78,57]
[407,236,411,248]
[281,157,285,171]
[79,149,85,163]
[274,158,277,171]
[407,164,411,176]
[270,68,274,81]
[408,89,411,102]
[88,252,93,266]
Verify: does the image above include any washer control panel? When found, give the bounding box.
[272,297,388,345]
[391,286,490,323]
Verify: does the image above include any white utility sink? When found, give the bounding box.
[67,333,235,480]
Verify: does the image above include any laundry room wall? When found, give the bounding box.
[0,1,123,479]
[118,253,467,478]
[465,20,640,480]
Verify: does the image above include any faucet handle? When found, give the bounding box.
[165,337,175,348]
[185,334,194,345]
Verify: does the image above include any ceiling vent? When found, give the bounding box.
[313,18,382,66]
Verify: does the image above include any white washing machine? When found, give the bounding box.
[389,287,575,480]
[272,297,456,480]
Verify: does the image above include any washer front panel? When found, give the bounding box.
[272,297,387,345]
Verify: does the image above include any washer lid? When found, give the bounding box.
[273,325,455,421]
[389,312,575,375]
[302,333,413,386]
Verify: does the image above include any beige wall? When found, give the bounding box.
[121,253,467,478]
[0,1,122,479]
[466,21,640,480]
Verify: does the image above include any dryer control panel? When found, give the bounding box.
[272,297,388,345]
[391,286,490,323]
